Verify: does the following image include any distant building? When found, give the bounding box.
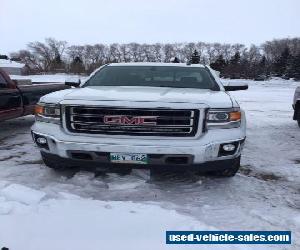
[0,59,25,75]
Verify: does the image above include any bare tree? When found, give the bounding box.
[27,41,52,71]
[163,44,176,62]
[10,50,42,73]
[120,44,131,62]
[128,43,141,62]
[108,43,122,63]
[46,38,67,59]
[152,43,163,62]
[67,45,85,61]
[10,37,300,79]
[27,38,67,72]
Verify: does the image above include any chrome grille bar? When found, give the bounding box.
[66,106,199,137]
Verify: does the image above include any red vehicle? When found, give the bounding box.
[0,69,68,121]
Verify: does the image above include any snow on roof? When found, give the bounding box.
[109,62,206,68]
[0,59,25,68]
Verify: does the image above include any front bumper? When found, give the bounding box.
[32,120,246,170]
[40,151,241,172]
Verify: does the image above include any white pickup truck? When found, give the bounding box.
[31,62,248,177]
[293,86,300,127]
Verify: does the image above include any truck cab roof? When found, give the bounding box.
[108,62,206,68]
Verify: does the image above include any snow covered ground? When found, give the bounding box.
[0,78,299,250]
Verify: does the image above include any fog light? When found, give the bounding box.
[36,137,47,145]
[222,144,236,152]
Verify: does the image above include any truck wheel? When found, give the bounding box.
[149,168,171,180]
[41,152,67,171]
[210,156,241,177]
[297,109,300,127]
[111,167,132,175]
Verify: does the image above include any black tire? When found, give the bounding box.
[297,109,300,128]
[209,156,241,177]
[149,168,185,181]
[111,167,132,175]
[149,168,170,180]
[41,152,67,170]
[150,168,165,175]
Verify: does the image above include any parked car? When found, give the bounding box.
[293,86,300,127]
[32,62,248,177]
[0,69,69,121]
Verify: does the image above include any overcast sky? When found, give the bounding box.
[1,0,299,54]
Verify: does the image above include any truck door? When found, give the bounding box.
[0,73,23,121]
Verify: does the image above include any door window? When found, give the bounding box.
[0,74,8,88]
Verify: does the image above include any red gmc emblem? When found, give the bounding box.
[103,115,157,126]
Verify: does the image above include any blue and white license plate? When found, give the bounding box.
[110,153,148,164]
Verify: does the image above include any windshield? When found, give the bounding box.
[84,66,219,90]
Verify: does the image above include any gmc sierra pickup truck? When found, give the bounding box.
[0,69,69,121]
[32,62,248,177]
[293,86,300,127]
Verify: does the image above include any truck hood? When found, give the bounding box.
[41,86,234,108]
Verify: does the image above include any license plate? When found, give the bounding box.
[110,153,148,164]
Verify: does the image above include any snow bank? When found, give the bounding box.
[0,59,24,68]
[0,184,251,250]
[1,184,46,205]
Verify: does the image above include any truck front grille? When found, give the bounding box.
[65,106,199,137]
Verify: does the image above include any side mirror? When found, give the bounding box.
[223,82,248,91]
[65,77,81,88]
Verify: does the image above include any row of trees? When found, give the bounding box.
[6,37,300,79]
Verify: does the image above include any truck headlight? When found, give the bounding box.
[207,108,241,129]
[35,103,61,124]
